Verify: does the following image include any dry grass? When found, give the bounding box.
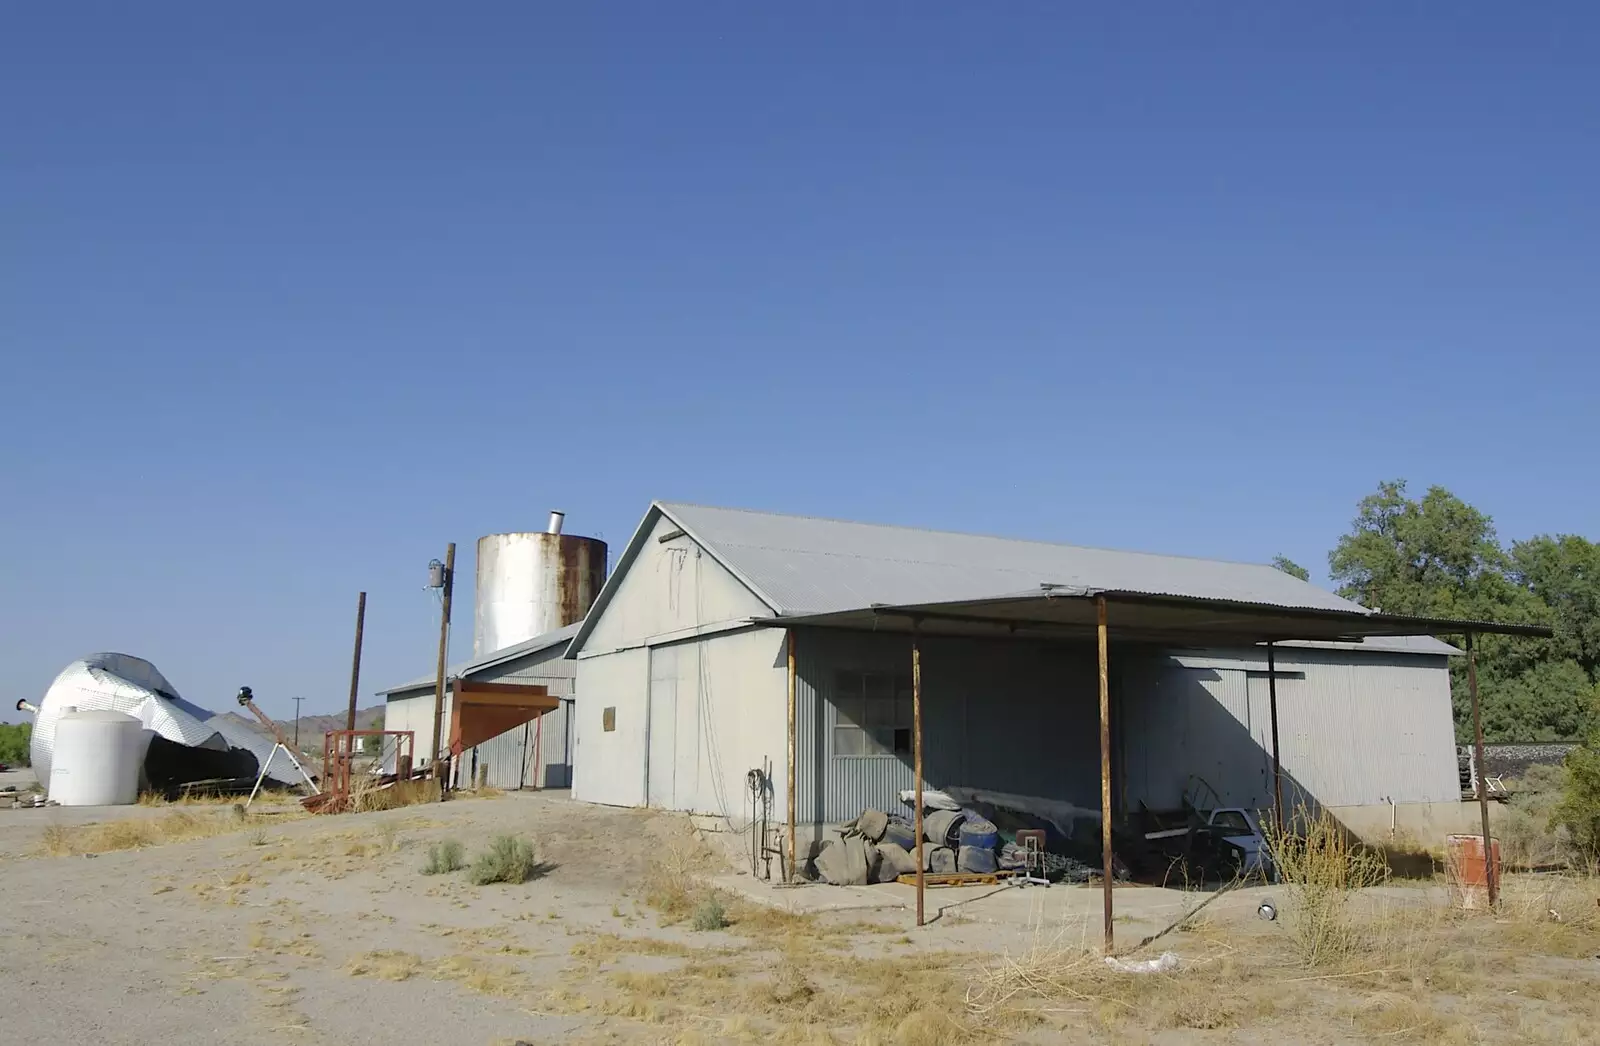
[345,949,422,981]
[1264,805,1391,966]
[39,810,267,856]
[348,774,439,813]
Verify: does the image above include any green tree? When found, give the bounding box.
[1326,480,1579,743]
[1553,737,1600,870]
[1510,534,1600,678]
[1272,555,1310,581]
[0,723,31,765]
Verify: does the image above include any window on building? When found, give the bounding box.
[833,671,913,757]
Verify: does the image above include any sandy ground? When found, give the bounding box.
[3,789,1598,1045]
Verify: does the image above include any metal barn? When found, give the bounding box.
[568,503,1508,835]
[377,622,579,789]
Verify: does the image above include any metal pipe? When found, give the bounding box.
[1268,641,1284,836]
[15,699,38,716]
[1467,631,1497,908]
[547,510,565,535]
[347,592,366,733]
[1097,594,1113,953]
[432,542,456,790]
[786,629,797,882]
[912,620,925,928]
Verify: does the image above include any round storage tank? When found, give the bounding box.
[474,523,607,656]
[49,708,151,806]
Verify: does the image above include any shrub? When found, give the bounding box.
[1263,806,1390,967]
[468,835,539,885]
[1553,740,1600,871]
[1500,763,1569,868]
[422,839,466,875]
[691,895,729,931]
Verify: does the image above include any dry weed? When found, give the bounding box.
[1264,805,1390,966]
[39,810,267,856]
[345,949,422,981]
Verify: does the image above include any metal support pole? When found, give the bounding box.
[1097,595,1113,953]
[913,621,925,928]
[1467,631,1497,908]
[1268,641,1284,836]
[347,591,366,733]
[292,696,303,749]
[432,543,455,791]
[786,629,797,882]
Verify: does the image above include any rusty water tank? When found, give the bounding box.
[473,511,607,656]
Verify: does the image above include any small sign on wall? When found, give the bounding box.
[602,707,616,732]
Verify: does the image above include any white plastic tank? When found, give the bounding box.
[474,511,607,656]
[48,708,151,806]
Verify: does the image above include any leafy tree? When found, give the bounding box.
[1326,480,1597,743]
[1553,737,1600,870]
[0,723,31,765]
[1272,556,1310,581]
[1510,535,1600,679]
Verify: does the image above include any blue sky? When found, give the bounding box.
[3,5,1596,720]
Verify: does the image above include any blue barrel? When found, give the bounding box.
[957,845,999,874]
[958,812,1000,851]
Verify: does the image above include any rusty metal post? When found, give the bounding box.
[347,592,366,733]
[786,629,797,882]
[1268,640,1284,836]
[912,621,925,928]
[1467,632,1497,908]
[1097,595,1113,953]
[431,543,456,792]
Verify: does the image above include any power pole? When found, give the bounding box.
[347,591,367,733]
[431,543,456,788]
[292,696,304,749]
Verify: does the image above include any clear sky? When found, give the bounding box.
[3,4,1596,721]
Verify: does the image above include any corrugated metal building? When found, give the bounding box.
[568,502,1471,843]
[377,622,579,789]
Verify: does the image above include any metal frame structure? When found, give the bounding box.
[779,592,1548,949]
[320,729,416,811]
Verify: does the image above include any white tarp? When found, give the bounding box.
[26,653,301,787]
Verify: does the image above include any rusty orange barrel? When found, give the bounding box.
[1446,834,1502,906]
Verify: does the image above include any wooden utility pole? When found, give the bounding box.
[347,591,367,733]
[292,696,304,749]
[431,543,456,786]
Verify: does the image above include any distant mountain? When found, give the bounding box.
[217,705,385,757]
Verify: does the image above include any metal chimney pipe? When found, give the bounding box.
[15,699,38,715]
[546,510,565,536]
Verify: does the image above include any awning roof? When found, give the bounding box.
[760,587,1552,646]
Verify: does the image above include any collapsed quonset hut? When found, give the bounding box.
[20,653,303,796]
[564,502,1547,939]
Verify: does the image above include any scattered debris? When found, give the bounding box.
[1104,951,1179,974]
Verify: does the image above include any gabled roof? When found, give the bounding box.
[378,621,581,697]
[567,502,1469,656]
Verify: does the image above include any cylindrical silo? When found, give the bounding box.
[474,512,607,656]
[48,708,151,806]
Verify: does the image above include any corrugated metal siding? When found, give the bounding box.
[795,629,1103,825]
[457,643,578,789]
[798,631,1458,828]
[463,701,574,789]
[1121,648,1458,812]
